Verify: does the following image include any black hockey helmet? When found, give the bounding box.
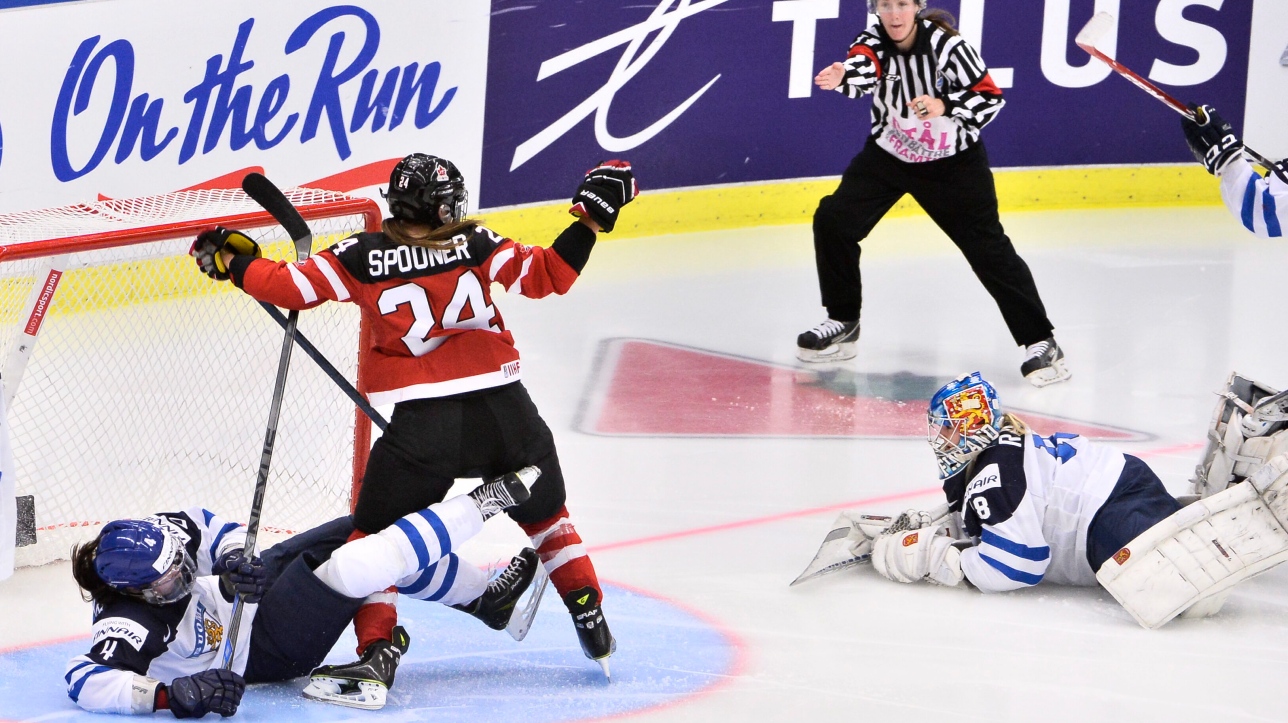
[382,153,468,228]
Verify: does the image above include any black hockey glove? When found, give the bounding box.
[1182,104,1243,176]
[569,160,638,233]
[190,226,262,281]
[165,669,245,718]
[213,550,269,604]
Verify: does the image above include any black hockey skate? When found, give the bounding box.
[796,318,859,362]
[469,466,539,520]
[453,548,540,630]
[1020,337,1071,387]
[302,626,410,710]
[564,586,616,679]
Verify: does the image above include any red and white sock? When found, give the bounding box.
[345,529,398,655]
[518,505,602,605]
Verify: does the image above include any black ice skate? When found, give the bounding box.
[302,626,410,710]
[564,585,616,679]
[453,548,540,630]
[1020,337,1072,387]
[469,466,539,520]
[796,318,859,362]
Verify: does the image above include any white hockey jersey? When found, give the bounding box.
[1220,160,1287,238]
[66,508,252,714]
[945,431,1126,592]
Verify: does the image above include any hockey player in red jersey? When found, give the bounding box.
[191,156,637,702]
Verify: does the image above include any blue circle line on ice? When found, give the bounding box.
[0,581,742,722]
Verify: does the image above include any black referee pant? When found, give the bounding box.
[812,138,1054,347]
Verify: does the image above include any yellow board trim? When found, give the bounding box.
[478,164,1221,247]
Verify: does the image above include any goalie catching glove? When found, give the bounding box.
[569,160,638,233]
[190,226,262,280]
[872,516,964,587]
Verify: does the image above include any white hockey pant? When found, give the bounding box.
[313,495,483,600]
[1097,454,1288,629]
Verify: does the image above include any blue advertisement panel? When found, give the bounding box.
[481,0,1252,208]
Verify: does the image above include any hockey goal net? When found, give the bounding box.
[0,188,381,567]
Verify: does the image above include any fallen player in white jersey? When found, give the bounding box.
[796,371,1288,628]
[1182,104,1286,239]
[65,471,537,717]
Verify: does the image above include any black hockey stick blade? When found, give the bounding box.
[242,172,313,261]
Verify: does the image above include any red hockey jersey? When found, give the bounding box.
[232,223,585,405]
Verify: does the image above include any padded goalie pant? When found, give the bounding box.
[812,138,1055,347]
[1085,454,1183,573]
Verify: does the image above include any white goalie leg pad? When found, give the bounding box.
[394,552,489,605]
[1097,454,1288,629]
[314,495,484,599]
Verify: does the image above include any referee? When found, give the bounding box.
[796,0,1069,388]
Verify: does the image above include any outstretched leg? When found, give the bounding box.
[302,475,530,710]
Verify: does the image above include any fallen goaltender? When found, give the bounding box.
[793,371,1288,629]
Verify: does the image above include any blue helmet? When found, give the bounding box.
[95,519,195,605]
[927,372,1003,479]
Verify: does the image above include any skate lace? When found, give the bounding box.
[809,319,847,338]
[490,557,528,592]
[474,480,516,517]
[1024,340,1051,361]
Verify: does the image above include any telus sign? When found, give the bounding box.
[481,0,1251,207]
[50,5,457,181]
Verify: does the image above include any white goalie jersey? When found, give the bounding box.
[946,431,1126,592]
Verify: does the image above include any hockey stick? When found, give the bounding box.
[220,172,313,671]
[790,502,953,586]
[256,302,388,432]
[1075,12,1282,176]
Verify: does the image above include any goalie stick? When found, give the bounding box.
[791,502,953,586]
[221,172,313,671]
[1075,12,1283,180]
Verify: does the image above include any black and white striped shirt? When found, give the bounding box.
[836,18,1004,163]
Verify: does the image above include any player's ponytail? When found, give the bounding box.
[71,535,125,604]
[382,217,479,250]
[919,8,959,36]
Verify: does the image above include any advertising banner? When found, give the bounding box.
[0,0,489,214]
[481,0,1253,208]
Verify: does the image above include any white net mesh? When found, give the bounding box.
[0,188,378,566]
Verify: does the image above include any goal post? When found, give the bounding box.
[0,187,382,568]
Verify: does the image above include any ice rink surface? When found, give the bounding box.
[4,204,1288,722]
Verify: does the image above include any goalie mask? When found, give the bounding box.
[94,519,196,605]
[382,153,468,228]
[927,371,1003,479]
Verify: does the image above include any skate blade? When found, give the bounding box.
[506,564,550,641]
[597,656,612,680]
[1025,359,1072,388]
[796,342,856,363]
[302,678,388,710]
